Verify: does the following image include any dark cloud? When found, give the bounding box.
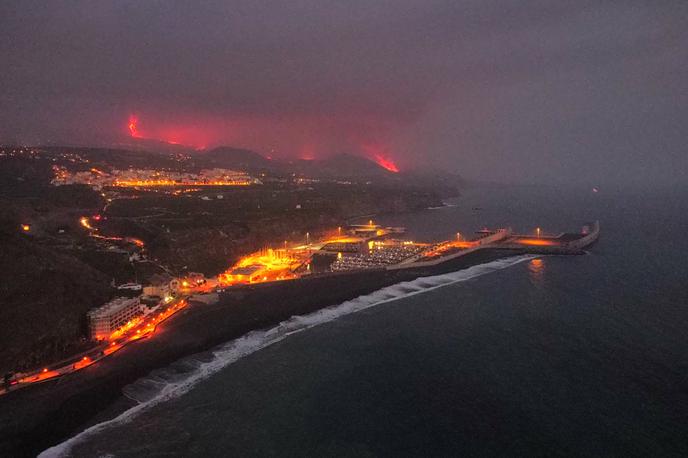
[1,0,686,185]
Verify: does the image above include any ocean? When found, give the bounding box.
[42,185,688,457]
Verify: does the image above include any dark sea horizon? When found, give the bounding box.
[44,184,688,457]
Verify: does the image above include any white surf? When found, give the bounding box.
[39,254,535,457]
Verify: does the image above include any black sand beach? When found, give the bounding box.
[0,248,520,457]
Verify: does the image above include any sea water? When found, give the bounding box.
[43,185,688,457]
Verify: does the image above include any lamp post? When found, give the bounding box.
[536,227,541,238]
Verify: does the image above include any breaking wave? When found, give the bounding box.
[427,202,457,210]
[39,254,534,457]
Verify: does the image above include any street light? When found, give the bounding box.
[536,227,541,238]
[456,232,461,241]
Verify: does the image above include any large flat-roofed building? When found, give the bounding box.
[88,297,142,340]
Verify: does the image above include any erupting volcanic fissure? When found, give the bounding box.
[373,154,399,173]
[123,115,401,169]
[128,115,140,138]
[124,114,211,149]
[361,144,400,173]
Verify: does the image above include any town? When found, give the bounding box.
[0,144,453,393]
[0,2,675,454]
[0,144,600,396]
[1,211,599,394]
[52,166,258,189]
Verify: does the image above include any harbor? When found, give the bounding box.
[1,220,599,396]
[0,217,600,456]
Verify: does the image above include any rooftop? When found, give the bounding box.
[87,297,140,319]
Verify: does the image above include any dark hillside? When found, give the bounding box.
[0,235,113,374]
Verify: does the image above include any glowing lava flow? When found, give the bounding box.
[374,154,399,173]
[125,114,205,148]
[128,115,141,138]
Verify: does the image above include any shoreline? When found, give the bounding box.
[0,248,520,457]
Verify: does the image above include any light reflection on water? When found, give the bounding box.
[527,257,545,286]
[62,186,688,457]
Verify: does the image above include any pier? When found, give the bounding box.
[493,221,600,254]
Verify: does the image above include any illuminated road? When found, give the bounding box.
[2,220,536,396]
[1,297,189,394]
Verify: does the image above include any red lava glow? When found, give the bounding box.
[373,154,399,173]
[123,115,402,164]
[361,144,400,173]
[299,145,316,160]
[132,116,223,149]
[128,115,141,138]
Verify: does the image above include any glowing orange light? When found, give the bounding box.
[73,356,93,370]
[112,179,251,187]
[80,216,94,230]
[218,246,302,286]
[28,368,59,382]
[20,224,30,232]
[126,237,145,247]
[529,258,545,277]
[128,115,141,138]
[515,238,558,246]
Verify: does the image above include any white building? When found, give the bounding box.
[143,273,173,298]
[88,297,143,340]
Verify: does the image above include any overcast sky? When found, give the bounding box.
[1,0,686,185]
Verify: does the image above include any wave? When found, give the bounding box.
[39,254,535,457]
[427,202,457,210]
